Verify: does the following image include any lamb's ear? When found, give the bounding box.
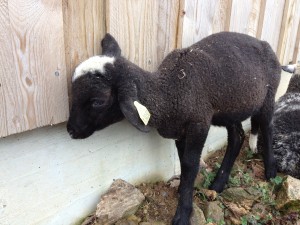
[118,86,151,133]
[101,33,121,57]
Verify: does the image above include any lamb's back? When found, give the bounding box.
[158,32,280,117]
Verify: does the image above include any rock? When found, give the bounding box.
[190,203,206,225]
[220,187,262,224]
[115,219,138,225]
[115,215,141,225]
[168,175,180,188]
[194,173,204,189]
[139,222,166,225]
[81,214,98,225]
[197,188,218,201]
[203,201,224,223]
[95,179,145,224]
[276,176,300,213]
[251,203,268,219]
[221,187,260,203]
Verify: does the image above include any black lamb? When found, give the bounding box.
[67,32,281,225]
[253,65,300,179]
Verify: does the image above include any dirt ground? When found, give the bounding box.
[132,134,300,225]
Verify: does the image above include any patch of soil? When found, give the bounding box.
[129,133,300,225]
[135,181,178,223]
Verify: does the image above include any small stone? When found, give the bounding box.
[251,203,268,218]
[203,201,224,223]
[139,222,166,225]
[127,215,141,223]
[115,218,138,225]
[190,203,206,225]
[194,173,204,189]
[198,188,218,201]
[276,176,300,213]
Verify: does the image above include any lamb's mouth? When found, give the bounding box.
[67,124,95,139]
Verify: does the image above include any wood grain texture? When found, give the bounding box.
[229,0,262,36]
[0,0,15,137]
[63,0,106,95]
[0,0,69,137]
[106,0,180,71]
[292,18,300,63]
[277,0,300,64]
[181,0,232,47]
[259,0,285,52]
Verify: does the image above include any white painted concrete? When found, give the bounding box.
[0,122,177,225]
[0,71,292,225]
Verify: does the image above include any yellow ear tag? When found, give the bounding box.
[133,101,151,125]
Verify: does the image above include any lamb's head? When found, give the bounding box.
[67,34,124,139]
[67,34,150,139]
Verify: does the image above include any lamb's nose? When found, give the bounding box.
[67,124,77,138]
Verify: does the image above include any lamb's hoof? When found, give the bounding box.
[209,182,225,193]
[172,207,191,225]
[172,216,190,225]
[265,168,277,180]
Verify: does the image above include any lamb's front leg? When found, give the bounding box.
[210,123,245,192]
[172,123,209,225]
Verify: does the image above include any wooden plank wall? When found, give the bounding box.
[106,0,181,71]
[0,0,300,137]
[181,0,300,64]
[0,0,69,138]
[63,0,106,95]
[181,0,232,48]
[277,0,300,64]
[259,0,285,51]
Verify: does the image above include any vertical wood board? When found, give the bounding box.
[1,0,69,138]
[106,0,180,71]
[0,0,17,137]
[181,0,232,48]
[292,16,300,63]
[259,0,285,52]
[229,0,262,36]
[63,0,106,96]
[277,0,300,64]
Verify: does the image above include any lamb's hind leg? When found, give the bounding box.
[259,91,277,179]
[209,122,245,193]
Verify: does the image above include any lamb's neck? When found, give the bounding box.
[114,57,159,91]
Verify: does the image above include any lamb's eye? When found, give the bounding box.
[92,100,105,108]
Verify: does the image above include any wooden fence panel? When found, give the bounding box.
[106,0,180,71]
[63,0,106,94]
[259,0,285,52]
[1,0,300,138]
[295,23,300,63]
[277,0,300,64]
[229,0,262,36]
[181,0,232,48]
[0,0,69,137]
[0,0,18,137]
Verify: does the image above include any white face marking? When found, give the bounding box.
[72,56,115,82]
[249,133,258,153]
